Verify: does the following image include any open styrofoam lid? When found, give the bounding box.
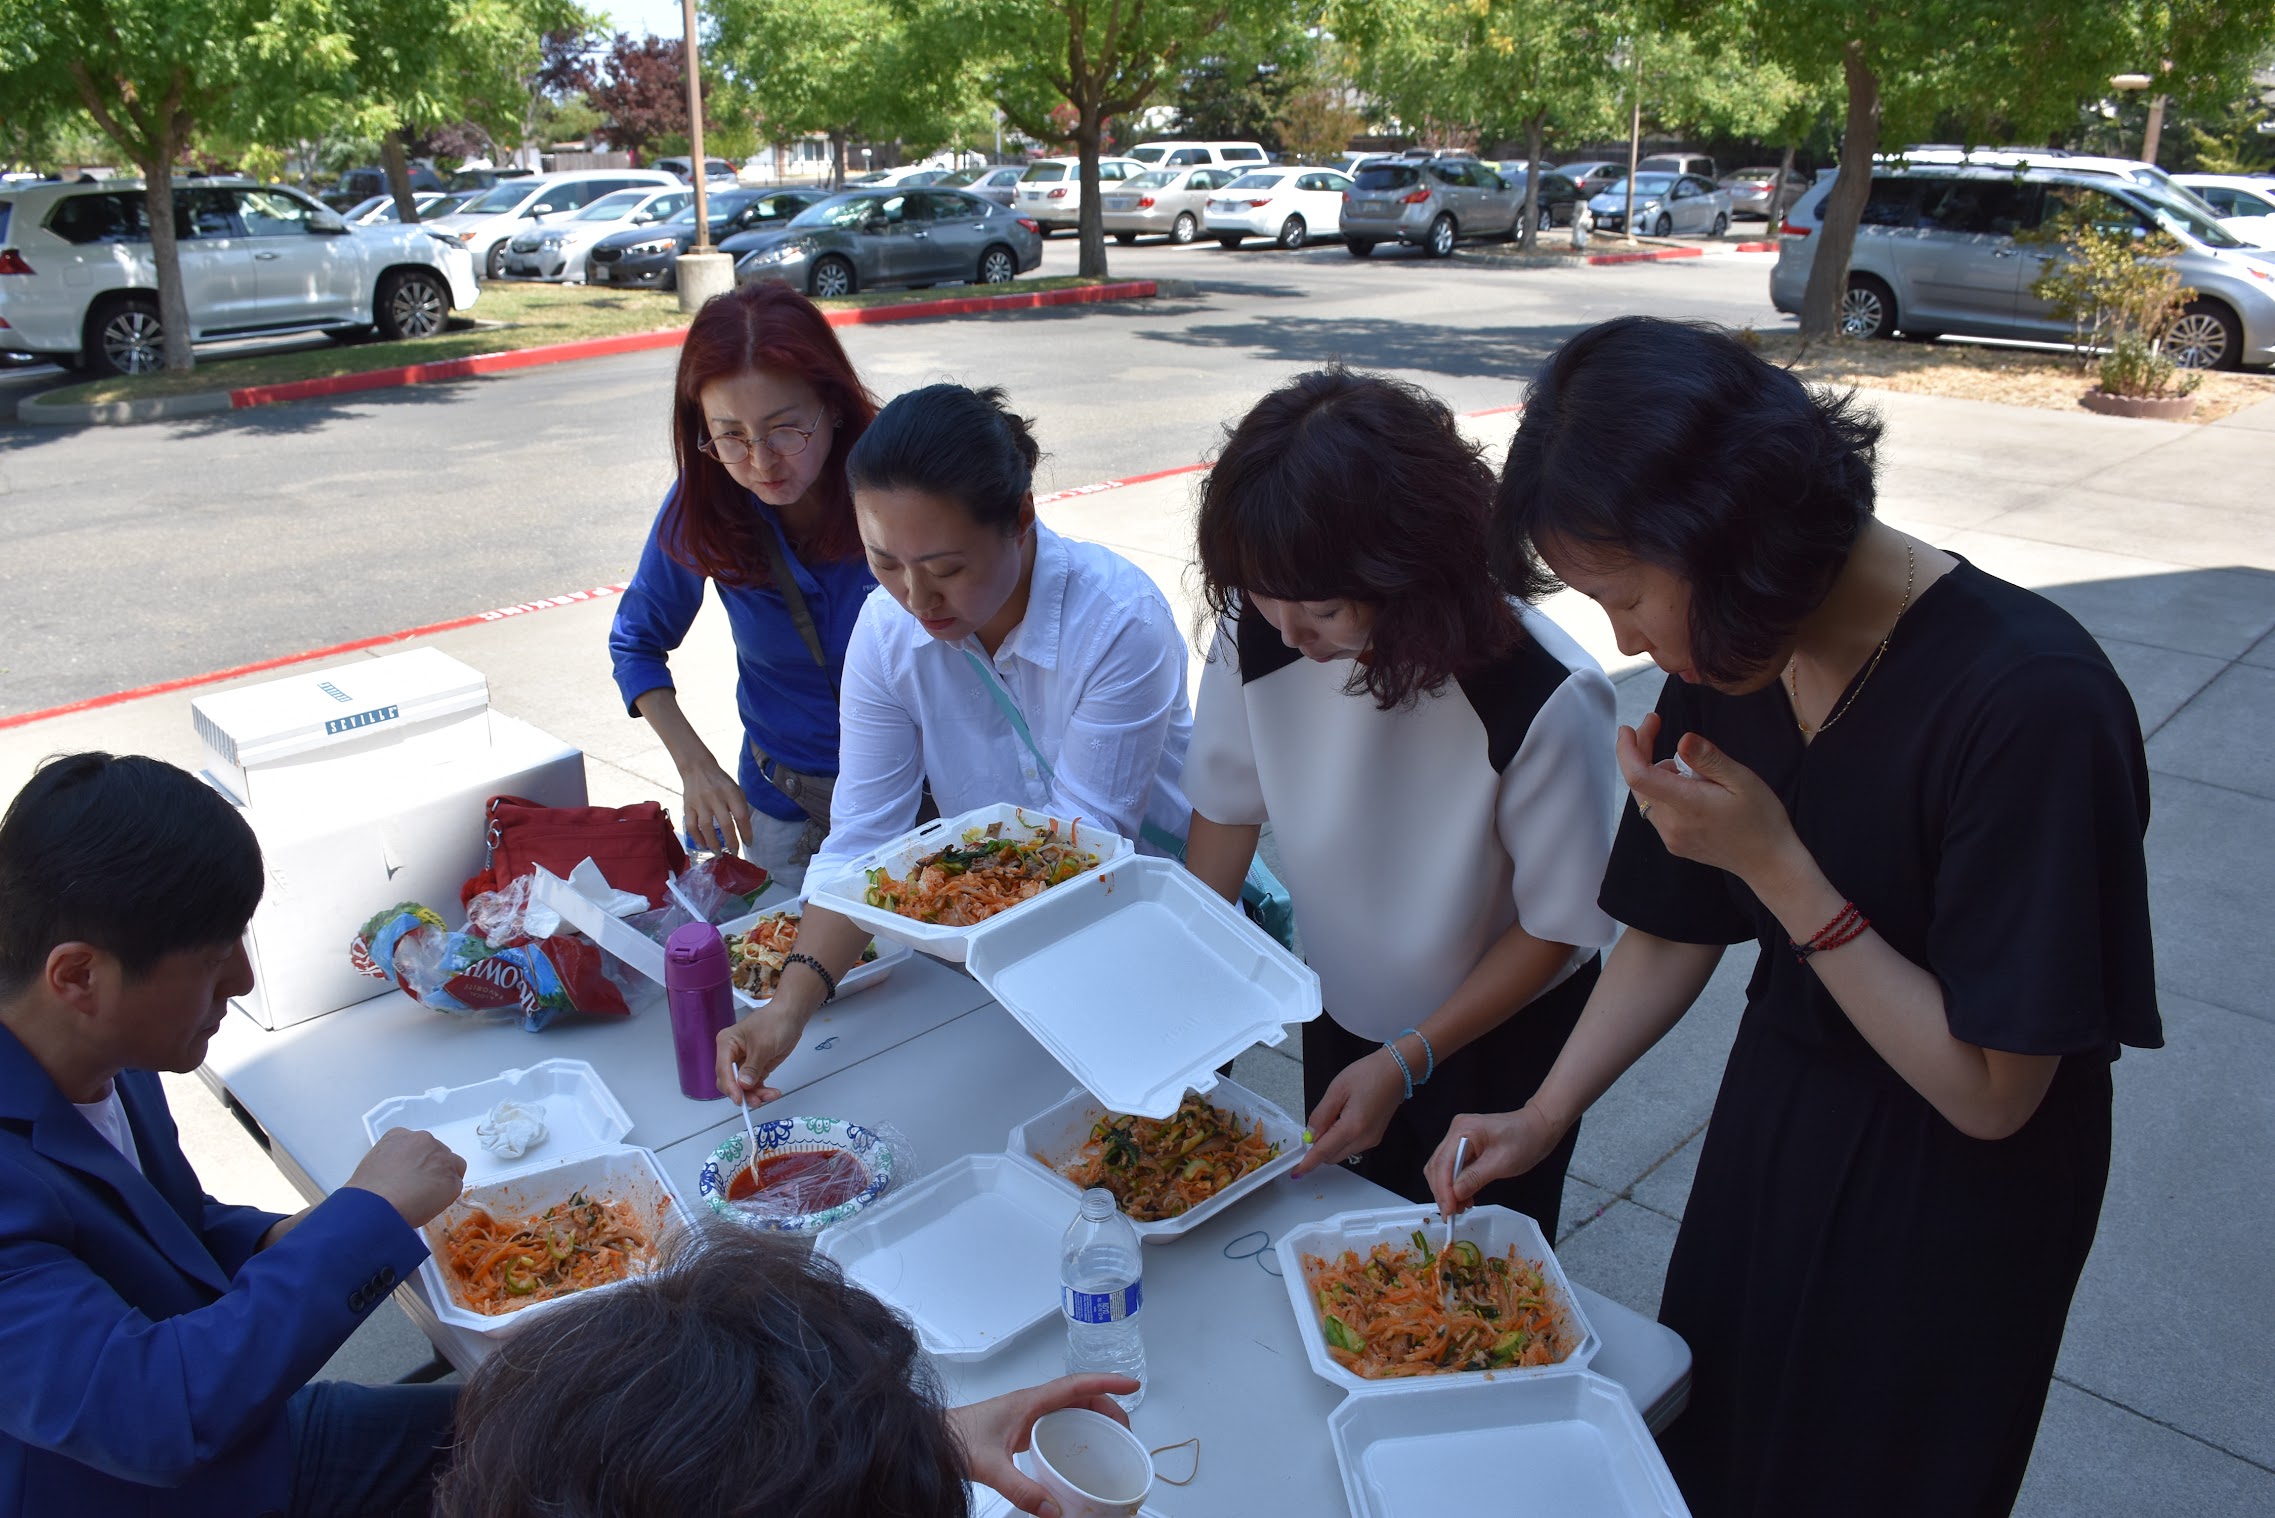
[1329,1368,1689,1517]
[814,1153,1068,1360]
[964,856,1323,1119]
[362,1058,633,1187]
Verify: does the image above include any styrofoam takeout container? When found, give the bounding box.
[363,1060,694,1335]
[965,856,1323,1119]
[1329,1369,1690,1518]
[714,901,912,1012]
[805,803,1134,963]
[815,1152,1069,1360]
[1007,1079,1305,1243]
[1275,1203,1600,1395]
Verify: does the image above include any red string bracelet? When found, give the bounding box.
[1792,902,1869,964]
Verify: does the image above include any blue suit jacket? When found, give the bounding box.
[0,1024,429,1517]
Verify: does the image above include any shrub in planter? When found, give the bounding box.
[2024,202,2199,400]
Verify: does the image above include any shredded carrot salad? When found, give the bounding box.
[1301,1235,1572,1377]
[864,819,1098,927]
[1058,1092,1281,1221]
[725,913,876,998]
[440,1190,656,1315]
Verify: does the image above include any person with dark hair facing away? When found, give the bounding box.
[610,282,883,889]
[434,1225,1136,1518]
[717,384,1192,1102]
[1180,368,1619,1232]
[1429,318,2160,1517]
[0,753,472,1518]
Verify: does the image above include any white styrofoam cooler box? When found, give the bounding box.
[363,1059,695,1337]
[805,803,1135,964]
[195,647,493,808]
[227,711,586,1029]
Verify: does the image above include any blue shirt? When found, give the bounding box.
[609,486,877,821]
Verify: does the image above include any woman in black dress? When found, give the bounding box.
[1427,318,2160,1518]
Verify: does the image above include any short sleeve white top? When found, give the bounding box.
[1185,600,1620,1042]
[809,523,1193,883]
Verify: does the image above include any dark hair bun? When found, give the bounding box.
[846,383,1040,533]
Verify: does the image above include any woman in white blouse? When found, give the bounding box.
[1183,369,1619,1231]
[716,383,1192,1101]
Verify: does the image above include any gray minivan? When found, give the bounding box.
[1770,165,2275,369]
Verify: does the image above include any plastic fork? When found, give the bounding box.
[1440,1136,1469,1310]
[731,1061,763,1192]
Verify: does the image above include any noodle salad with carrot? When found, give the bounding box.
[864,819,1099,927]
[725,913,877,998]
[1301,1234,1572,1377]
[1059,1092,1281,1221]
[440,1190,656,1315]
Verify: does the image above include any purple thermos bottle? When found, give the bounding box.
[665,921,734,1101]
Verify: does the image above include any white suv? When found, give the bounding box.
[0,178,479,376]
[1129,140,1270,170]
[427,168,681,278]
[1014,157,1148,235]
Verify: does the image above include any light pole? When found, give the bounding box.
[674,0,733,312]
[2110,70,2168,166]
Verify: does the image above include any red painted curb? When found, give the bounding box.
[0,586,627,732]
[223,281,1162,411]
[1586,246,1705,266]
[1732,241,1779,253]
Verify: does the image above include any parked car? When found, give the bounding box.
[1638,152,1717,180]
[1128,140,1270,170]
[1497,168,1586,231]
[941,164,1027,207]
[1556,160,1629,199]
[604,187,832,287]
[2175,174,2275,248]
[1204,166,1356,250]
[730,187,1043,298]
[1340,157,1519,257]
[502,185,692,282]
[1588,173,1731,237]
[655,156,739,184]
[1720,165,1814,220]
[340,191,466,226]
[1891,146,2208,210]
[426,168,680,278]
[448,166,535,192]
[0,178,478,375]
[1100,166,1236,245]
[1770,166,2275,369]
[1015,156,1148,234]
[322,163,446,210]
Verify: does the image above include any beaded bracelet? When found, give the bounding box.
[1791,902,1869,964]
[1382,1039,1417,1102]
[1401,1027,1436,1085]
[784,951,838,1004]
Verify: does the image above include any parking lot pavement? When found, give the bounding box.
[6,296,2269,1504]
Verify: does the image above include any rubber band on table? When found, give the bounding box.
[1221,1230,1283,1276]
[1148,1436,1201,1486]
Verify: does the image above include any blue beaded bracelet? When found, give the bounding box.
[1401,1027,1436,1085]
[1383,1039,1417,1101]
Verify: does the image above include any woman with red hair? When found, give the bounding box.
[609,284,880,887]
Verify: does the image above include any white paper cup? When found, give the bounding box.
[1017,1408,1153,1518]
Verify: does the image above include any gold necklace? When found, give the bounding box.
[1786,541,1916,739]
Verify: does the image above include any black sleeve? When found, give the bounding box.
[1597,674,1755,946]
[1929,652,2160,1054]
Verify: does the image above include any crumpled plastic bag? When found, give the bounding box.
[666,853,772,926]
[476,1099,548,1159]
[350,901,630,1032]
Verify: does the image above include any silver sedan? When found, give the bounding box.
[1587,173,1732,238]
[1100,166,1236,245]
[730,188,1044,298]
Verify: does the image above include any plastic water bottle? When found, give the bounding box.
[1060,1188,1146,1410]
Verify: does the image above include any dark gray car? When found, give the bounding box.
[1340,158,1520,258]
[941,165,1027,207]
[729,188,1044,298]
[598,188,828,289]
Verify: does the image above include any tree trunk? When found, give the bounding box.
[1074,102,1107,279]
[1624,56,1642,243]
[829,129,846,189]
[1798,40,1882,342]
[140,140,194,373]
[1768,140,1796,229]
[380,129,420,223]
[1519,112,1546,252]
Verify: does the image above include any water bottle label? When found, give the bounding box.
[1062,1279,1142,1324]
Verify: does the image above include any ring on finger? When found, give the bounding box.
[1635,798,1653,819]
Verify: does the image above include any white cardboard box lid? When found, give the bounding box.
[193,647,489,769]
[362,1057,633,1188]
[814,1152,1069,1360]
[1329,1367,1690,1517]
[964,856,1323,1119]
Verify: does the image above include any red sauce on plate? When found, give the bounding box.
[725,1148,868,1211]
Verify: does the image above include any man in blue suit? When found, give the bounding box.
[0,752,470,1517]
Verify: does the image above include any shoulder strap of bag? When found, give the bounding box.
[758,516,835,693]
[962,648,1053,780]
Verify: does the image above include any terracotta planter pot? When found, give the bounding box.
[2079,388,2199,421]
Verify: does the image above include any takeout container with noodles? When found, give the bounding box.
[363,1059,693,1334]
[696,1114,895,1233]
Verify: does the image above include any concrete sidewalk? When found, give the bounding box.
[3,390,2270,1511]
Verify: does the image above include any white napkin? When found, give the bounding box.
[568,857,650,918]
[476,1099,548,1159]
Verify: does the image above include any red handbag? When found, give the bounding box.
[461,795,689,909]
